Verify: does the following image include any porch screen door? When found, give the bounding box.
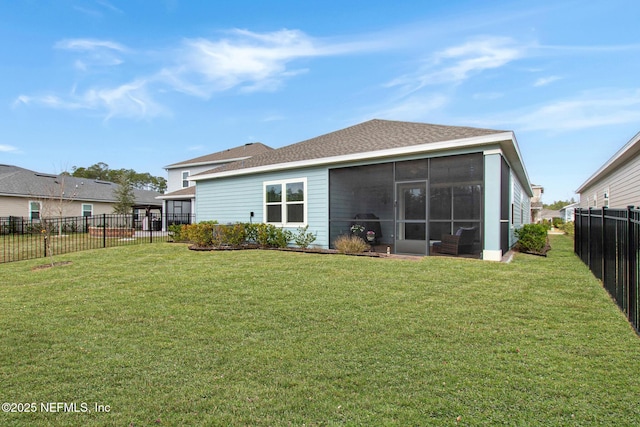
[395,182,427,255]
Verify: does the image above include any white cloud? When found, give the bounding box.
[96,0,124,14]
[89,80,167,121]
[369,94,450,122]
[0,144,19,153]
[14,80,167,121]
[55,39,129,52]
[482,89,640,132]
[159,28,378,98]
[388,36,525,93]
[55,38,129,70]
[17,28,386,120]
[533,75,562,87]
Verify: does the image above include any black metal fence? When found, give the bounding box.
[575,207,639,333]
[0,213,194,264]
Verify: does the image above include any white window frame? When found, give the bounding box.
[263,177,307,227]
[29,200,42,220]
[82,203,93,217]
[182,171,190,188]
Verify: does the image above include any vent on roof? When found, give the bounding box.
[35,173,58,179]
[94,180,111,185]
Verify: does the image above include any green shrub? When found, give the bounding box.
[560,221,575,237]
[182,221,294,248]
[334,234,368,254]
[293,225,317,249]
[213,223,248,247]
[249,223,292,248]
[515,223,550,255]
[552,217,565,229]
[182,221,218,247]
[168,224,187,242]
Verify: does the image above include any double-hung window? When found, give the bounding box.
[264,178,306,226]
[29,201,41,220]
[82,204,93,217]
[182,171,190,188]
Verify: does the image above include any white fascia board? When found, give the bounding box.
[576,130,640,193]
[190,132,515,182]
[155,194,195,200]
[164,156,252,170]
[483,148,503,156]
[501,132,533,197]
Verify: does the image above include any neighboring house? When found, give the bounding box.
[158,142,273,225]
[190,119,533,261]
[559,202,579,222]
[530,184,544,223]
[540,209,560,222]
[0,164,162,221]
[576,130,640,209]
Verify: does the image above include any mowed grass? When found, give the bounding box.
[0,235,639,426]
[1,233,165,264]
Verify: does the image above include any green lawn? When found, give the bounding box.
[0,232,165,264]
[0,235,639,426]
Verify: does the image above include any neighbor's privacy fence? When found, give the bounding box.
[575,207,640,333]
[0,213,194,264]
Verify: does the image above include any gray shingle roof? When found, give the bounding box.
[165,142,273,169]
[156,186,195,199]
[0,164,161,206]
[195,119,506,176]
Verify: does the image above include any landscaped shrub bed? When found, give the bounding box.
[176,221,317,250]
[334,234,369,254]
[515,223,550,256]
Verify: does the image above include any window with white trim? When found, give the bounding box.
[29,201,41,220]
[82,204,93,217]
[264,178,306,226]
[182,171,190,188]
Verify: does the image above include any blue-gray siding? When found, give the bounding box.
[196,167,329,247]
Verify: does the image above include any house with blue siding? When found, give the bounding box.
[191,119,532,261]
[158,142,273,226]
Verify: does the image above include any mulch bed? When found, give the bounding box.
[188,244,386,257]
[32,261,73,271]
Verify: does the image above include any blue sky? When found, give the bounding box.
[2,0,639,204]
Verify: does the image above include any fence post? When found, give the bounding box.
[102,213,106,248]
[628,206,637,328]
[602,206,607,287]
[587,207,592,269]
[574,209,579,256]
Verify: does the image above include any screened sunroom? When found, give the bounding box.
[328,153,484,257]
[191,119,531,261]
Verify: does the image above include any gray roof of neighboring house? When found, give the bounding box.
[541,209,561,220]
[164,142,273,169]
[559,202,579,212]
[156,186,195,200]
[193,119,509,178]
[0,164,162,206]
[576,130,640,193]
